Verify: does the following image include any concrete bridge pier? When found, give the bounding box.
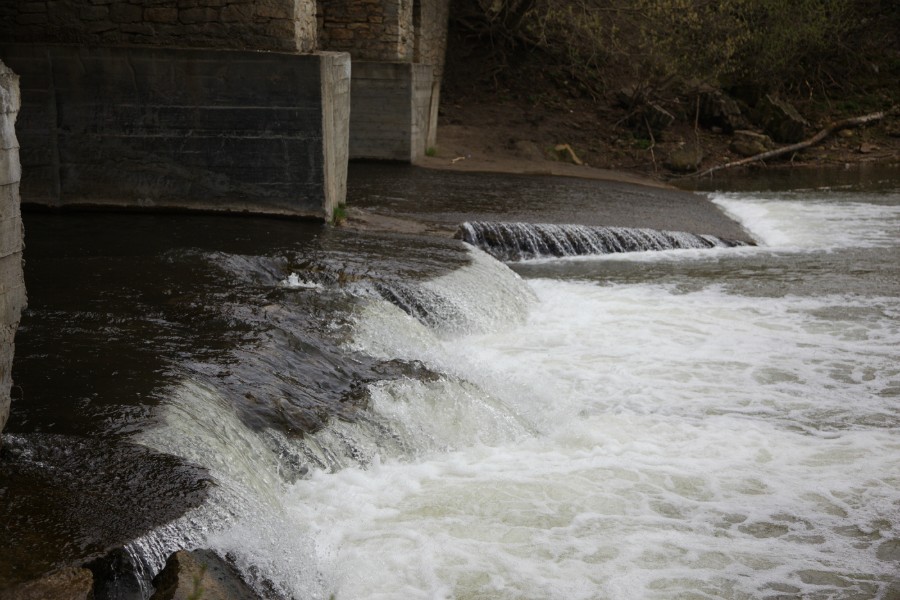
[0,45,351,220]
[0,60,26,448]
[319,0,450,162]
[350,61,434,161]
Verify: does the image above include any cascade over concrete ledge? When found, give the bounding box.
[1,45,350,220]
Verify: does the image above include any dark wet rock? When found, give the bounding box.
[755,94,809,143]
[699,90,748,133]
[664,143,704,173]
[150,550,263,600]
[2,567,93,600]
[730,130,775,157]
[85,547,146,600]
[0,433,211,588]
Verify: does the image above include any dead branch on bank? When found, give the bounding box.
[685,109,891,179]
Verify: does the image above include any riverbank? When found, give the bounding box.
[417,98,900,186]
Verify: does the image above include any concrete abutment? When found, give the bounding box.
[0,60,26,448]
[1,45,350,219]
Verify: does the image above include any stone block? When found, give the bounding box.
[20,2,48,13]
[16,13,48,25]
[328,27,354,40]
[109,3,142,23]
[120,22,156,36]
[144,7,178,23]
[221,3,253,22]
[179,6,219,24]
[79,5,109,21]
[256,0,293,20]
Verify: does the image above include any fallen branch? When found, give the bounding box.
[685,110,890,179]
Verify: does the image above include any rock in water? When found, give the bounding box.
[150,550,262,600]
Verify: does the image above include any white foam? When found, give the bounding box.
[275,271,900,599]
[712,192,900,249]
[282,273,325,289]
[142,192,900,599]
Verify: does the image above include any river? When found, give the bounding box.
[2,164,899,599]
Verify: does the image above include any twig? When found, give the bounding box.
[644,117,658,173]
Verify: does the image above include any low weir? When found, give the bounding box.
[456,221,750,261]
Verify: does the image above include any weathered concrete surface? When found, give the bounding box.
[350,61,434,161]
[322,50,352,218]
[0,45,350,219]
[0,60,26,448]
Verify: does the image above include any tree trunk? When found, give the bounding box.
[686,110,890,179]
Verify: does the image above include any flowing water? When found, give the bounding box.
[3,166,900,599]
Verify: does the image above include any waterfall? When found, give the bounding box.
[456,221,748,261]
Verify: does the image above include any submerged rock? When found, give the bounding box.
[150,550,262,600]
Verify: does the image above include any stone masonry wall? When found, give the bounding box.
[414,0,449,78]
[317,0,414,61]
[0,61,27,448]
[0,0,317,53]
[317,0,449,73]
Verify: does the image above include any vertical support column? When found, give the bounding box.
[349,61,433,161]
[320,52,351,219]
[0,60,27,447]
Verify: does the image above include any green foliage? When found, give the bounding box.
[632,137,652,150]
[425,146,438,156]
[187,566,206,600]
[332,203,348,226]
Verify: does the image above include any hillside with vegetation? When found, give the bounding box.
[436,0,900,180]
